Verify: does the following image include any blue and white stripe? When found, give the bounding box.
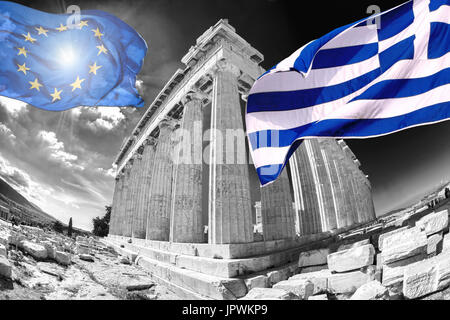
[246,0,450,185]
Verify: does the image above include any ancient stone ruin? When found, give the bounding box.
[106,19,378,299]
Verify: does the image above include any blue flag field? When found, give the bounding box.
[0,1,147,111]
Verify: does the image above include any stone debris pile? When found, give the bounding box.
[242,209,450,300]
[0,222,180,300]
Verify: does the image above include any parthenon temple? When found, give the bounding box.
[106,19,376,299]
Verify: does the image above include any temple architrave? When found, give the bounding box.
[106,19,376,299]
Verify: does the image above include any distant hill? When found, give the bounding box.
[0,177,37,208]
[0,177,56,223]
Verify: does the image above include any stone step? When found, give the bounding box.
[105,238,248,300]
[103,237,311,299]
[105,237,309,278]
[108,232,332,259]
[136,255,248,300]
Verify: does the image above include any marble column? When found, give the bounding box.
[116,167,129,236]
[260,169,296,241]
[146,119,178,241]
[290,138,376,235]
[208,60,253,244]
[122,161,134,237]
[109,175,122,235]
[129,153,143,238]
[170,92,204,243]
[135,138,157,239]
[117,172,126,236]
[291,140,323,235]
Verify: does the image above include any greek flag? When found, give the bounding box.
[0,1,147,111]
[246,0,450,186]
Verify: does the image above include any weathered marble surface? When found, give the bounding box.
[170,94,204,243]
[261,169,296,241]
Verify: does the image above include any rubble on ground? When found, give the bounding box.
[0,222,181,300]
[242,208,450,300]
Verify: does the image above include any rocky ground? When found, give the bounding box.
[242,199,450,300]
[0,221,180,300]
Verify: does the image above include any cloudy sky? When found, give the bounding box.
[1,0,449,230]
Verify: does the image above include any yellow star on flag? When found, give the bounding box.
[29,78,43,91]
[50,88,62,102]
[17,47,28,57]
[23,32,36,43]
[56,24,68,32]
[78,20,89,29]
[91,27,104,39]
[89,62,102,75]
[17,62,30,75]
[70,76,85,92]
[96,44,108,56]
[35,26,49,36]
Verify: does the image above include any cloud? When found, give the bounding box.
[0,155,49,205]
[97,167,116,177]
[0,96,28,117]
[0,157,30,188]
[73,106,126,131]
[0,122,16,141]
[37,130,84,170]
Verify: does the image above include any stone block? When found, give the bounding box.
[244,275,268,291]
[241,288,300,300]
[379,227,427,265]
[350,280,389,300]
[273,279,314,299]
[403,259,438,299]
[79,254,95,262]
[41,241,56,260]
[427,232,443,256]
[337,239,370,252]
[298,248,329,268]
[378,226,408,251]
[20,240,47,260]
[290,269,331,294]
[382,264,405,287]
[300,264,328,274]
[55,251,71,266]
[0,255,12,279]
[382,252,427,268]
[137,255,248,299]
[0,243,7,258]
[443,233,450,252]
[435,254,450,290]
[327,244,375,272]
[76,244,90,255]
[416,210,448,236]
[267,267,291,286]
[327,266,376,294]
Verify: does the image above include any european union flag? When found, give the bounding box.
[0,1,147,111]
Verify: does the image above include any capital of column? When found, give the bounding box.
[181,90,206,105]
[212,59,241,78]
[131,152,141,160]
[144,136,157,146]
[158,117,180,133]
[118,169,125,177]
[124,162,133,172]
